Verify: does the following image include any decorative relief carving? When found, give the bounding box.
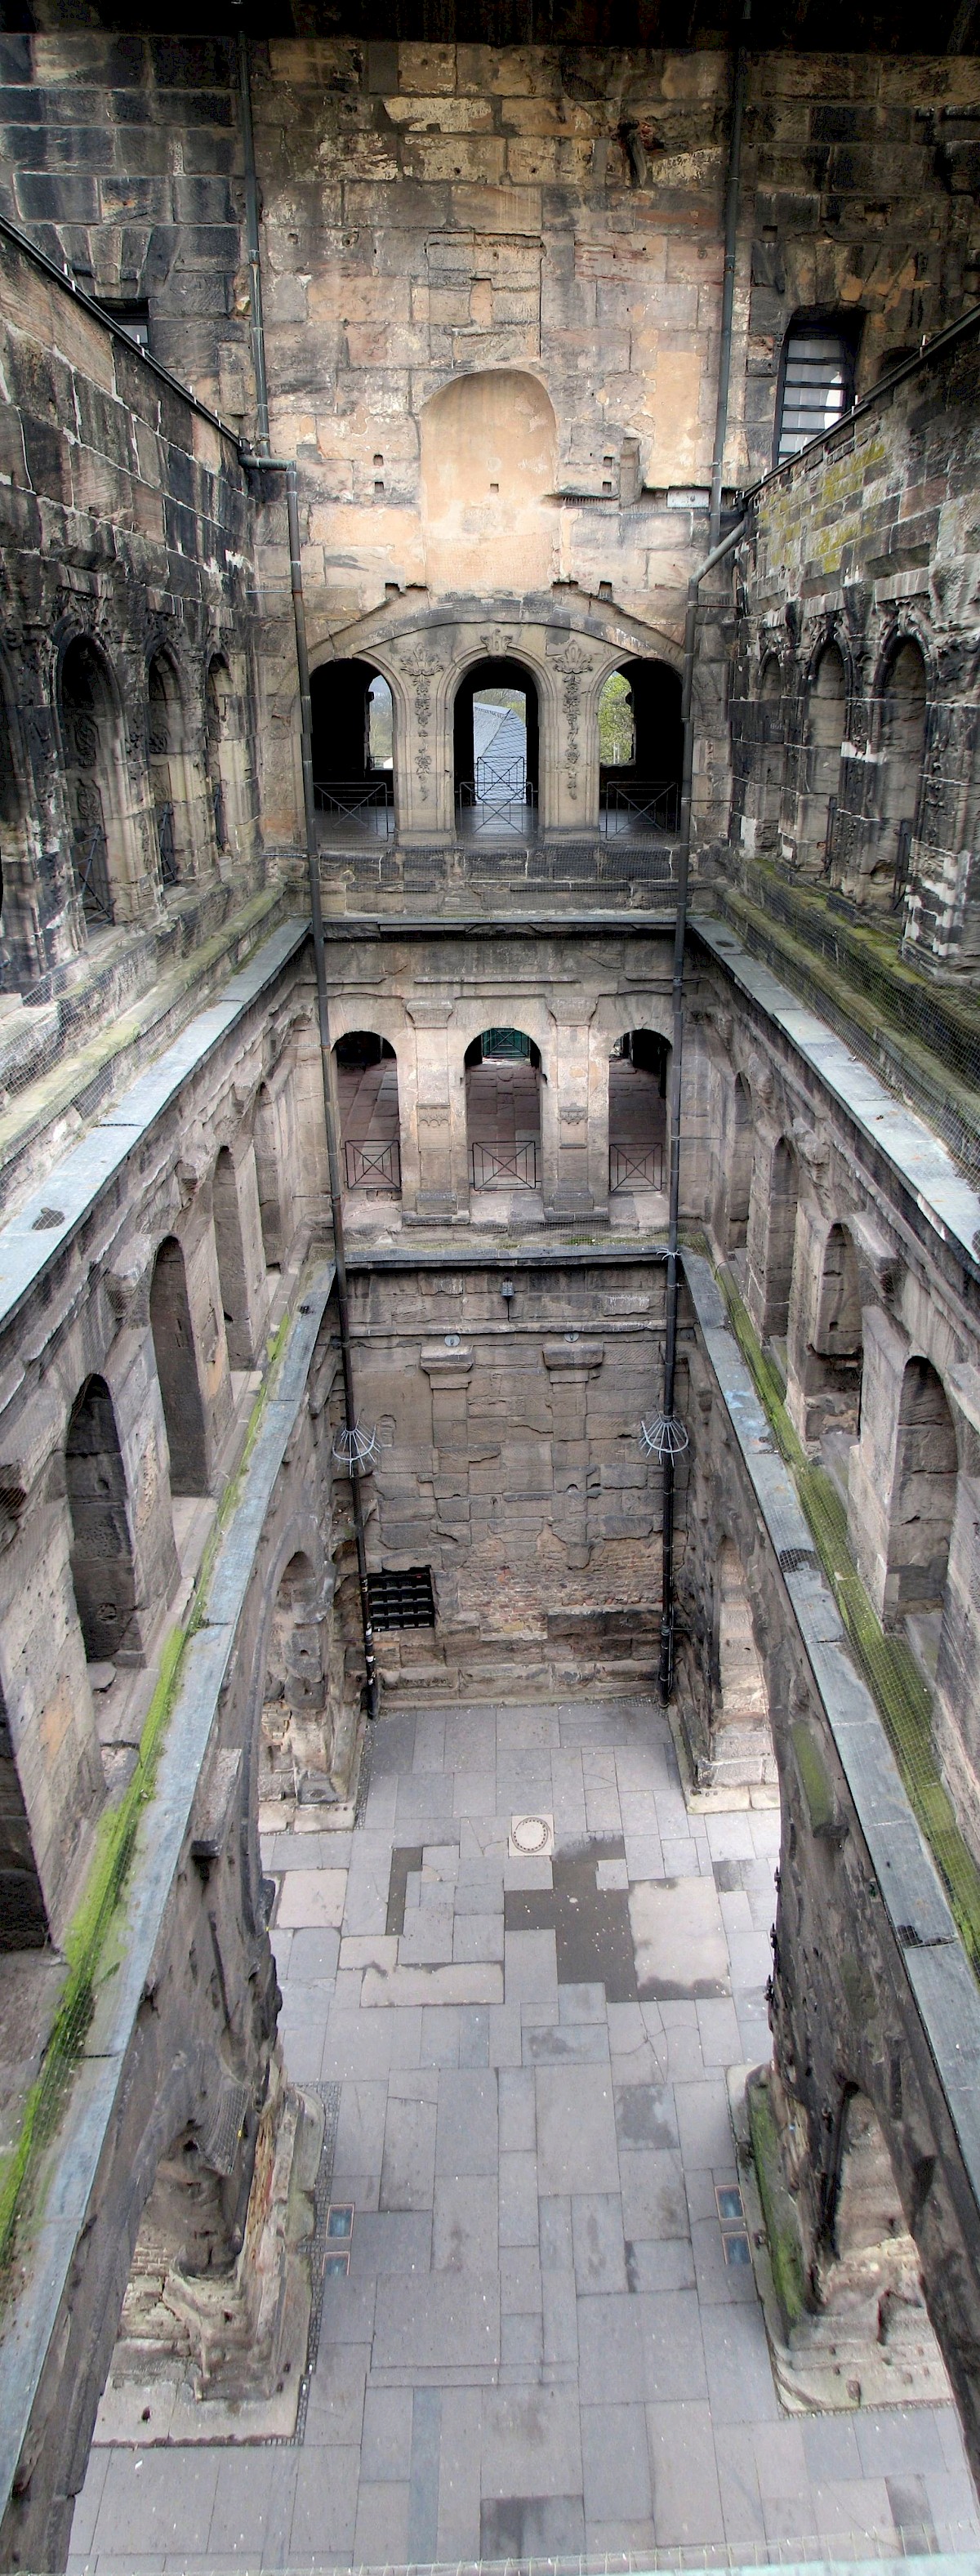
[550,638,595,805]
[399,644,443,803]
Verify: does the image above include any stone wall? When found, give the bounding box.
[0,33,252,425]
[0,219,268,1027]
[348,1254,675,1697]
[729,313,980,978]
[0,932,327,1945]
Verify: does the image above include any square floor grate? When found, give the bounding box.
[368,1565,436,1630]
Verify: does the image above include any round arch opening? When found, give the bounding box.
[608,1027,670,1201]
[333,1030,401,1201]
[310,660,394,839]
[465,1025,542,1197]
[454,660,538,837]
[599,660,683,836]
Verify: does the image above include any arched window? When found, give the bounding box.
[775,316,858,466]
[334,1031,401,1199]
[60,636,131,929]
[454,661,538,837]
[310,660,394,838]
[763,1138,799,1343]
[888,1357,957,1626]
[148,651,194,887]
[878,638,927,907]
[466,1027,542,1197]
[726,1074,754,1251]
[599,660,683,836]
[65,1375,137,1663]
[149,1237,208,1498]
[800,644,846,875]
[608,1028,669,1201]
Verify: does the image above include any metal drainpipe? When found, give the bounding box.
[238,32,270,457]
[246,449,379,1720]
[658,515,746,1707]
[708,0,751,548]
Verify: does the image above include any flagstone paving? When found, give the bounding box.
[70,1696,980,2571]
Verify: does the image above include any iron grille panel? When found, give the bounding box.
[368,1567,435,1631]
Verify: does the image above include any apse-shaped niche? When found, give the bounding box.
[420,370,558,596]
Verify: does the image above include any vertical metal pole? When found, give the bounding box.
[708,0,751,548]
[238,33,270,458]
[286,464,378,1720]
[659,519,746,1706]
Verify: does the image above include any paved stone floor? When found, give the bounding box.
[71,1696,980,2570]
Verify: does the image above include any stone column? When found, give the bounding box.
[544,633,603,835]
[546,1002,604,1218]
[407,1001,466,1221]
[421,1344,474,1537]
[390,640,453,841]
[543,1337,604,1571]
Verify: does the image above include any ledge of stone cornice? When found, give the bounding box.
[0,880,303,1223]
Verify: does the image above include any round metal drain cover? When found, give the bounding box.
[510,1814,551,1856]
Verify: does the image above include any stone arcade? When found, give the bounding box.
[3,9,980,2569]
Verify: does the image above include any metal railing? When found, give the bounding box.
[457,776,537,835]
[610,1142,666,1192]
[74,826,112,925]
[314,778,394,837]
[599,779,680,835]
[344,1137,401,1190]
[470,1139,538,1190]
[155,799,179,887]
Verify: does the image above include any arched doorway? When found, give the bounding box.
[212,1148,256,1369]
[0,1681,49,1950]
[260,1549,332,1800]
[608,1028,669,1201]
[149,1237,209,1499]
[726,1073,754,1251]
[206,653,252,861]
[758,655,783,843]
[887,1357,957,1637]
[60,636,131,929]
[762,1138,799,1343]
[811,1223,863,1446]
[801,644,845,875]
[877,638,927,907]
[147,651,194,887]
[465,1026,542,1196]
[254,1084,286,1269]
[65,1376,138,1665]
[0,680,41,991]
[454,661,538,836]
[310,661,394,836]
[599,660,683,836]
[334,1032,401,1201]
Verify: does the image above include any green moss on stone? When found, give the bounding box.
[746,2070,808,2331]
